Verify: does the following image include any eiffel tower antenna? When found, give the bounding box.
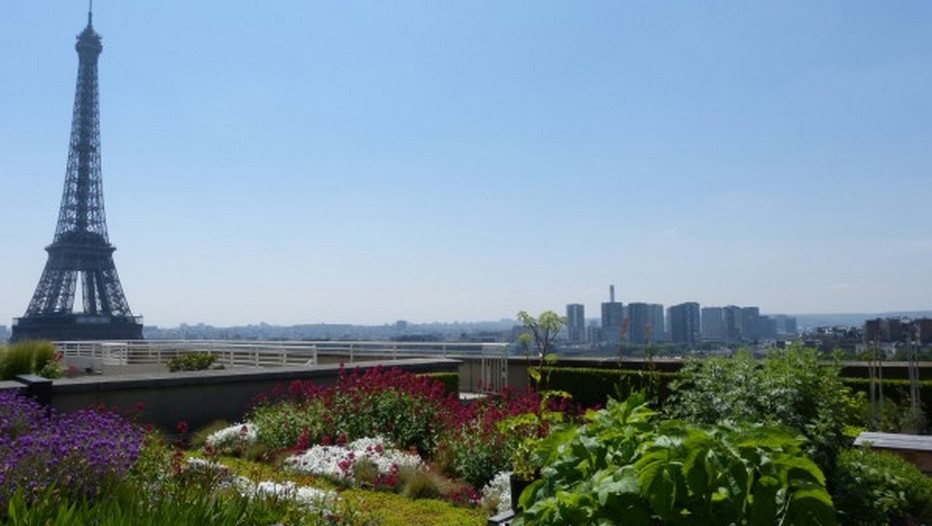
[12,10,142,341]
[88,0,93,26]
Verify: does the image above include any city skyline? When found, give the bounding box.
[2,3,931,328]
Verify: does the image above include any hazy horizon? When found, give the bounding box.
[2,2,931,327]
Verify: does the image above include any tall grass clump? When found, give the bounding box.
[0,341,59,380]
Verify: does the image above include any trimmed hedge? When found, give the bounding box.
[167,353,218,372]
[530,366,680,408]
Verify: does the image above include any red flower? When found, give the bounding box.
[176,420,188,434]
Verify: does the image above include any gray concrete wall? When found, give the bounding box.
[1,358,459,434]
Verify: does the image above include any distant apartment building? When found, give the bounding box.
[740,307,761,341]
[649,304,666,343]
[566,303,586,343]
[774,315,798,336]
[701,307,724,340]
[627,303,649,345]
[669,302,701,345]
[723,306,743,341]
[757,315,777,340]
[626,303,664,345]
[602,301,624,345]
[587,324,603,344]
[601,285,624,345]
[865,318,932,345]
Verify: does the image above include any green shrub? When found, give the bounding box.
[833,447,932,525]
[667,345,857,471]
[0,341,58,380]
[434,420,512,490]
[250,398,329,450]
[167,353,218,372]
[530,366,679,408]
[515,393,836,525]
[843,377,931,433]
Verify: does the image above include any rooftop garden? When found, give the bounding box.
[3,339,932,525]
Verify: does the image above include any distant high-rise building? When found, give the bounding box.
[649,304,666,343]
[723,305,742,342]
[587,324,603,345]
[701,307,724,341]
[774,315,798,336]
[566,304,586,343]
[601,285,624,345]
[669,302,701,345]
[628,302,663,345]
[740,307,761,342]
[757,315,777,340]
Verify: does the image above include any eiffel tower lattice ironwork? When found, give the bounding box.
[12,8,142,342]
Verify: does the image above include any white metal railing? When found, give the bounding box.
[53,340,511,391]
[54,340,320,369]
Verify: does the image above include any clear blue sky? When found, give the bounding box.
[1,2,931,327]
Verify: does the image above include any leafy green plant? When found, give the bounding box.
[515,393,836,525]
[250,398,328,450]
[667,346,857,471]
[832,447,932,525]
[167,352,218,372]
[498,390,570,481]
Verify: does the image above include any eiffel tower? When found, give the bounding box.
[12,6,142,342]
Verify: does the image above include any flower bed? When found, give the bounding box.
[0,365,575,525]
[249,365,555,490]
[0,391,144,506]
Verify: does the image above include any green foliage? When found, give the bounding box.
[341,488,486,526]
[668,346,856,470]
[531,366,679,408]
[0,341,59,380]
[251,399,328,450]
[515,393,836,526]
[516,310,566,356]
[843,377,932,433]
[498,390,571,481]
[436,421,512,490]
[832,447,932,525]
[167,352,218,372]
[5,477,366,526]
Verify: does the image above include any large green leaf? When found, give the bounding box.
[784,488,838,526]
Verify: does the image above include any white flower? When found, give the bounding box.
[230,470,340,513]
[284,436,422,483]
[481,471,513,516]
[256,480,339,510]
[205,422,258,453]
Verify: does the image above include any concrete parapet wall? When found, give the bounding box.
[0,358,459,434]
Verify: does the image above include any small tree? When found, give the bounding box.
[516,310,566,357]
